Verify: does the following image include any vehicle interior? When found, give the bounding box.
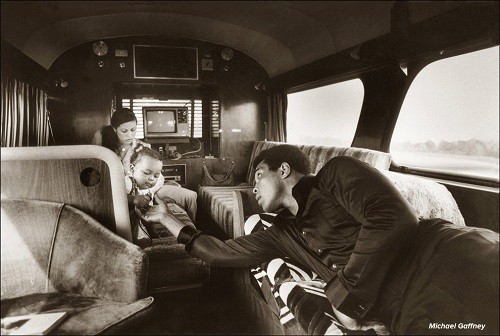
[1,1,499,335]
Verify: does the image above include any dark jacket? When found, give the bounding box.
[179,156,419,319]
[179,156,499,334]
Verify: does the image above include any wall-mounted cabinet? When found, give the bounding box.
[47,35,269,161]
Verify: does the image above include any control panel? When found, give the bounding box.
[162,164,186,186]
[177,109,189,136]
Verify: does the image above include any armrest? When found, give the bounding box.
[50,204,148,303]
[232,189,262,238]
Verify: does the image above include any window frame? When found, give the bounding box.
[388,44,499,188]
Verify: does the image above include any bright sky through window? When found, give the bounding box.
[287,79,364,147]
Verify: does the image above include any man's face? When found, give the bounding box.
[131,156,162,190]
[253,161,286,212]
[115,120,137,146]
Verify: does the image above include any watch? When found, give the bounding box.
[92,41,108,56]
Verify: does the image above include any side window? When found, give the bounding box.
[391,46,499,181]
[287,79,364,147]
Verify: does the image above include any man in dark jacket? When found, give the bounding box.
[139,144,499,334]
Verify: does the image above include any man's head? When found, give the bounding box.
[252,145,310,212]
[130,148,163,190]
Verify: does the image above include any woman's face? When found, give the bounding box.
[114,120,137,146]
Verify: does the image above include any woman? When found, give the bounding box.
[92,108,197,222]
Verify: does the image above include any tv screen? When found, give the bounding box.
[143,107,189,138]
[134,45,198,79]
[146,110,176,133]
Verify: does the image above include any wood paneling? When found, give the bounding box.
[1,158,116,232]
[47,35,268,162]
[218,52,268,173]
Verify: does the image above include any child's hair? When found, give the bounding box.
[130,147,163,166]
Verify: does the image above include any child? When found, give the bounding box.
[126,147,194,247]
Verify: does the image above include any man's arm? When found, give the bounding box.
[137,195,282,267]
[317,156,419,319]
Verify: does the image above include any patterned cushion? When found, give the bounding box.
[382,171,465,226]
[244,214,388,335]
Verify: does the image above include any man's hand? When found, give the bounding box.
[135,194,172,223]
[136,194,190,238]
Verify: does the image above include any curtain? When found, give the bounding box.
[267,92,287,142]
[1,76,49,147]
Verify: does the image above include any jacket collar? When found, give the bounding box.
[275,174,315,228]
[292,174,315,218]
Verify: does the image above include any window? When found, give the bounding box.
[391,46,499,181]
[122,98,203,139]
[287,79,364,147]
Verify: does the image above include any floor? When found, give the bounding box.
[128,208,256,334]
[131,267,256,335]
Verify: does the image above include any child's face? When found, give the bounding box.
[131,156,163,189]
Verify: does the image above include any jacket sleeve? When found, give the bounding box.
[177,225,283,267]
[317,156,418,319]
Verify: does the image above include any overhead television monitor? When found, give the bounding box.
[143,107,189,139]
[133,45,198,80]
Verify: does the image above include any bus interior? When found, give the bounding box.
[1,1,499,335]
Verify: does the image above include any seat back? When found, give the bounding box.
[1,145,131,241]
[246,141,392,183]
[1,199,148,302]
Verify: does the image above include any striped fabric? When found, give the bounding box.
[244,213,388,335]
[198,185,253,236]
[200,141,392,235]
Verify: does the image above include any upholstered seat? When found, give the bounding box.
[1,199,154,335]
[199,141,393,233]
[144,203,210,293]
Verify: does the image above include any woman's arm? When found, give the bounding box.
[91,129,102,145]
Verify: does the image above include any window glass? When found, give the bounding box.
[391,46,499,181]
[287,79,364,147]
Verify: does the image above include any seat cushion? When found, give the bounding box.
[144,242,210,292]
[381,171,465,226]
[144,210,210,292]
[200,141,392,236]
[198,185,253,236]
[246,141,393,182]
[0,293,154,335]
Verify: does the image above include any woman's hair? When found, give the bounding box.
[101,108,137,151]
[110,108,136,128]
[252,144,311,175]
[130,147,163,166]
